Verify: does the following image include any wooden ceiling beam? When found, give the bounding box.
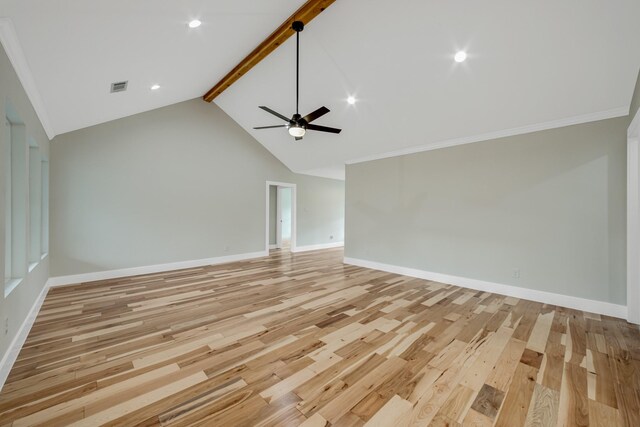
[202,0,337,103]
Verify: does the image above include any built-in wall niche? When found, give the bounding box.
[28,138,42,268]
[3,104,47,297]
[4,113,27,296]
[41,158,49,256]
[3,117,11,285]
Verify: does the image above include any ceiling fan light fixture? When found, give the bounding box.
[253,20,341,139]
[188,19,202,29]
[288,126,306,138]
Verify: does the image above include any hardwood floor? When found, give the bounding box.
[0,248,639,426]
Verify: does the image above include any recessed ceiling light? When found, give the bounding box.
[454,51,467,63]
[188,19,201,29]
[150,84,160,90]
[347,96,356,105]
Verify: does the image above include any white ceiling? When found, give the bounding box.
[0,0,305,134]
[2,1,640,180]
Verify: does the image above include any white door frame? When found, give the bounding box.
[628,108,640,324]
[265,181,297,253]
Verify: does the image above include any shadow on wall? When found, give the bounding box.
[49,256,111,278]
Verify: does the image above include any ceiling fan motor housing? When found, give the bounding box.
[292,21,304,32]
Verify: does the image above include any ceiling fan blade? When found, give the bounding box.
[306,124,342,134]
[253,125,288,129]
[259,106,290,122]
[302,106,330,124]
[295,137,303,141]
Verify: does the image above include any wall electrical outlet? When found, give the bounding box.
[330,235,334,240]
[4,318,8,336]
[513,269,520,279]
[223,245,229,252]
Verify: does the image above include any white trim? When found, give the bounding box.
[0,18,55,140]
[345,107,629,165]
[0,280,49,391]
[627,106,640,324]
[265,181,297,253]
[343,257,627,319]
[291,242,344,253]
[269,244,277,249]
[48,251,267,287]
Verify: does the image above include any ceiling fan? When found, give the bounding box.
[253,20,341,141]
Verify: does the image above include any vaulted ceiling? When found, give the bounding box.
[2,0,640,179]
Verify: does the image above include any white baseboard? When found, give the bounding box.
[0,282,50,391]
[292,242,344,253]
[48,251,268,287]
[343,257,628,319]
[269,244,277,249]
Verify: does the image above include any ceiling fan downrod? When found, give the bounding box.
[293,20,304,117]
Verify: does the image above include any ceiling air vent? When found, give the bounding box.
[110,81,128,93]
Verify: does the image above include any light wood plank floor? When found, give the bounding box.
[1,249,639,426]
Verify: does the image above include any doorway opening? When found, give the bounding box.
[277,186,293,250]
[265,181,297,253]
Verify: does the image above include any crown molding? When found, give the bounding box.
[0,17,55,140]
[345,106,630,165]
